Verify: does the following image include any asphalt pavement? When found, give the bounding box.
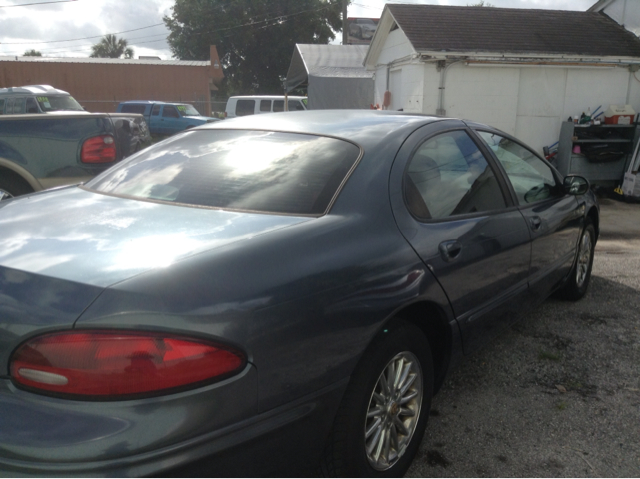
[407,197,640,477]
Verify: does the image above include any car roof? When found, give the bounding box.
[0,84,70,96]
[120,100,167,105]
[229,96,307,100]
[119,101,196,106]
[202,110,448,149]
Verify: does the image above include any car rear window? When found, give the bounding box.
[86,130,361,216]
[121,104,147,114]
[36,95,83,112]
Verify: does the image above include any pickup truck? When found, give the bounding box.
[0,112,151,199]
[116,101,219,136]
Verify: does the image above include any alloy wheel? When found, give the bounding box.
[576,230,592,287]
[364,351,423,471]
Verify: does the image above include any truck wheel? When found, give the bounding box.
[321,319,433,477]
[0,174,33,200]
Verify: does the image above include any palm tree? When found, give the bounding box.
[90,34,134,59]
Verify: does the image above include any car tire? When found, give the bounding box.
[557,219,595,301]
[320,319,433,477]
[0,174,33,200]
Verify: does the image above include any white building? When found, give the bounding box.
[364,3,640,154]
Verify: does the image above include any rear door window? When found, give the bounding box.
[273,100,284,112]
[289,100,305,111]
[404,130,507,220]
[235,100,255,116]
[260,100,272,112]
[151,105,161,116]
[12,98,26,114]
[87,130,361,216]
[25,97,39,113]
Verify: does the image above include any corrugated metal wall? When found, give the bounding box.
[0,47,224,116]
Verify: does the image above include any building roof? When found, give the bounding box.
[285,44,372,93]
[383,4,640,58]
[0,56,210,67]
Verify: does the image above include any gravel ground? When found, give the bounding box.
[407,198,640,478]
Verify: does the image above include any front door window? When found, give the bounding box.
[476,131,560,204]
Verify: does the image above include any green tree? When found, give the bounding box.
[467,1,494,5]
[90,34,134,59]
[164,0,344,96]
[23,49,42,56]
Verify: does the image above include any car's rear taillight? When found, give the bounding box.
[10,331,246,399]
[81,135,116,163]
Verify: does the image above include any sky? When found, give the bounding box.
[0,0,598,60]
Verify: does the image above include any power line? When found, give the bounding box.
[1,1,341,57]
[0,0,79,7]
[173,0,340,37]
[0,22,166,45]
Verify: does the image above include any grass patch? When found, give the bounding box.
[557,401,568,411]
[538,350,561,361]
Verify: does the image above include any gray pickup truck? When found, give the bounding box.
[0,112,151,199]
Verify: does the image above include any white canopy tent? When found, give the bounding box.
[285,44,374,110]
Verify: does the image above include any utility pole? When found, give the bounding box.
[342,0,348,45]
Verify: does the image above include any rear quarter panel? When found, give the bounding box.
[0,114,128,190]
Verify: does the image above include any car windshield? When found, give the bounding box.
[86,130,361,216]
[36,95,84,112]
[176,104,201,116]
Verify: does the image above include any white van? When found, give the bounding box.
[225,95,307,118]
[0,85,84,114]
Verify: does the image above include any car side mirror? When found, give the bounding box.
[564,175,589,195]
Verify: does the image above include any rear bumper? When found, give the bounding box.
[0,377,347,477]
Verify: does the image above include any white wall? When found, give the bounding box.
[374,58,640,155]
[602,0,640,36]
[514,68,567,151]
[603,0,625,24]
[377,29,413,65]
[444,65,521,136]
[372,29,415,108]
[370,16,640,154]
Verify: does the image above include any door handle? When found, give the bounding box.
[439,240,462,263]
[529,216,542,231]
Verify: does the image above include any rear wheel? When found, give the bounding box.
[321,320,433,477]
[557,220,595,300]
[0,174,33,200]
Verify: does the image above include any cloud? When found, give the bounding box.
[0,0,173,58]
